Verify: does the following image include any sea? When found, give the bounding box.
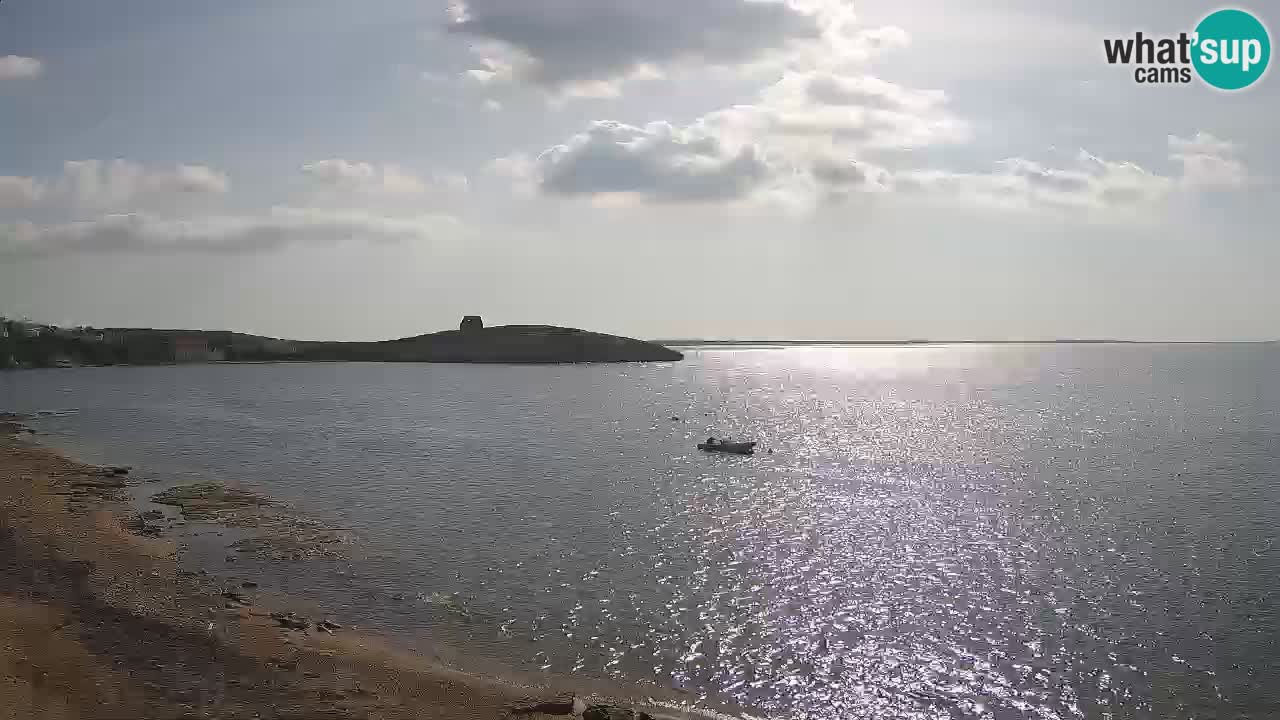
[2,344,1278,720]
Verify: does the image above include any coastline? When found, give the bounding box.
[0,418,712,720]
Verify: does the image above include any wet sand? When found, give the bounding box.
[0,420,699,720]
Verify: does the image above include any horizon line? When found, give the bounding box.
[651,339,1279,346]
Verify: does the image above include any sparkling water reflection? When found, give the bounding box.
[3,344,1278,719]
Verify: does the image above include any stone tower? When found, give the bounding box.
[460,315,483,332]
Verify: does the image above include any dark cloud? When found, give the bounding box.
[534,120,776,202]
[447,0,821,89]
[1,209,458,258]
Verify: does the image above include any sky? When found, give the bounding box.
[1,0,1277,341]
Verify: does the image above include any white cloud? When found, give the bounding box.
[55,159,230,210]
[0,177,45,209]
[894,133,1250,215]
[300,159,379,186]
[0,55,42,80]
[0,160,229,212]
[167,164,231,194]
[804,73,944,112]
[896,152,1173,213]
[301,160,466,197]
[504,66,965,206]
[0,207,461,258]
[510,113,1250,217]
[713,70,968,150]
[1168,132,1247,189]
[1168,132,1236,157]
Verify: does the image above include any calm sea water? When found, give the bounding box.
[3,346,1278,719]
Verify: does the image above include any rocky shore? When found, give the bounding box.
[0,421,712,719]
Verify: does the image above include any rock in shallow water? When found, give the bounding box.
[510,694,576,715]
[269,611,310,631]
[583,705,655,720]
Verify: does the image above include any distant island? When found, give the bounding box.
[0,316,683,367]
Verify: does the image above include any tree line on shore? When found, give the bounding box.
[0,318,298,368]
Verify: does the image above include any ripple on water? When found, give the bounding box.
[5,347,1275,719]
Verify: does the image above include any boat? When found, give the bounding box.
[697,439,757,455]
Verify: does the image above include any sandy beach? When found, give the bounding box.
[0,418,694,720]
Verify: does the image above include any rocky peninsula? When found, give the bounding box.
[1,316,683,367]
[295,317,684,364]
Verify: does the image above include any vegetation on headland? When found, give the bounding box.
[295,323,684,363]
[0,315,683,367]
[0,317,300,368]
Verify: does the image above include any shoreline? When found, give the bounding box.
[0,418,718,720]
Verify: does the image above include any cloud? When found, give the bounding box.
[54,159,230,210]
[0,176,45,209]
[503,68,964,206]
[0,55,42,80]
[714,71,968,150]
[1168,132,1247,189]
[522,120,778,203]
[0,160,229,213]
[804,73,944,112]
[896,152,1173,212]
[1168,132,1235,157]
[810,157,891,192]
[447,0,824,95]
[510,114,1250,217]
[0,207,460,258]
[301,160,467,197]
[890,133,1249,212]
[301,159,378,186]
[894,133,1250,214]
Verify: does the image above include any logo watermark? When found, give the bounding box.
[1103,8,1270,89]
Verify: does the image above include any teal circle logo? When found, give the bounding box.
[1192,9,1270,90]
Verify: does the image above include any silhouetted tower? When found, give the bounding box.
[460,315,483,332]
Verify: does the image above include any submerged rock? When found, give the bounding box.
[583,705,655,720]
[72,476,127,490]
[150,482,269,521]
[510,694,576,715]
[126,513,164,537]
[270,611,310,631]
[229,532,346,562]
